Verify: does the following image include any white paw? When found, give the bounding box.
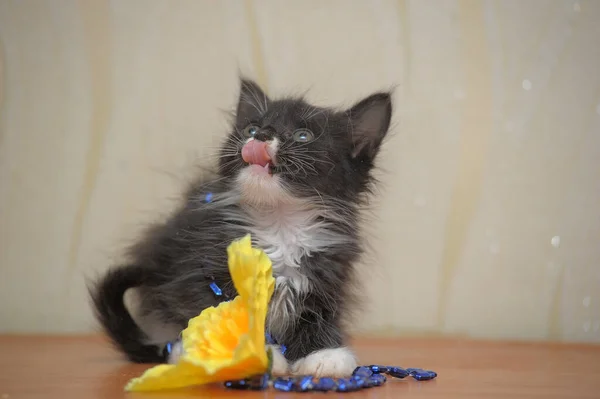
[167,340,184,364]
[268,345,289,376]
[291,347,357,378]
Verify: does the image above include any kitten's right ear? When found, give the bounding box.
[347,92,392,159]
[236,79,270,124]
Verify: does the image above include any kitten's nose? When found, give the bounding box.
[253,130,272,142]
[242,140,272,167]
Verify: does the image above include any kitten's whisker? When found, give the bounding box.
[305,108,324,121]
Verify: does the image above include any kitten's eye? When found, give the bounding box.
[243,124,260,138]
[292,129,314,143]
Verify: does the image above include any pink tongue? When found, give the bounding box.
[242,140,271,167]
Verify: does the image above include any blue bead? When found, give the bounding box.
[347,378,361,391]
[369,365,389,374]
[411,370,438,381]
[336,378,351,392]
[247,374,269,390]
[265,332,274,344]
[209,282,222,296]
[368,374,387,386]
[352,366,373,378]
[204,192,213,203]
[350,375,368,388]
[273,377,294,392]
[388,366,409,379]
[314,377,336,392]
[224,379,249,390]
[337,378,360,392]
[293,376,314,392]
[161,343,171,358]
[280,344,287,355]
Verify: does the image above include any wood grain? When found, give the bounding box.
[1,336,599,398]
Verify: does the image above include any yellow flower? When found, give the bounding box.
[125,234,275,392]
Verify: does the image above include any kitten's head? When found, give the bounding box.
[219,79,392,206]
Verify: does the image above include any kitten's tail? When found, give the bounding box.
[89,264,164,363]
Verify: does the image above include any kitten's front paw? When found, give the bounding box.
[268,345,289,376]
[167,340,184,364]
[291,347,357,378]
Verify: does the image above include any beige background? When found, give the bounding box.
[1,0,599,343]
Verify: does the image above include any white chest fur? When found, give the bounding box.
[243,203,349,336]
[247,204,325,292]
[247,204,315,334]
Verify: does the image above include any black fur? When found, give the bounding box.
[90,78,393,364]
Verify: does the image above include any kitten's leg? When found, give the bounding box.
[270,272,357,378]
[268,345,289,376]
[282,311,357,378]
[167,340,184,364]
[291,347,357,378]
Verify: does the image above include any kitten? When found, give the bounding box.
[90,78,392,378]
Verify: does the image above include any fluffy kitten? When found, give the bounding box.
[90,79,392,377]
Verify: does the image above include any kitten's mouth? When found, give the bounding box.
[242,140,277,176]
[247,162,276,175]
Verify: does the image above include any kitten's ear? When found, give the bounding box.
[236,79,270,124]
[347,92,392,159]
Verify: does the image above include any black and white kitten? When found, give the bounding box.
[90,79,392,378]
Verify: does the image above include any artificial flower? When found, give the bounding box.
[125,234,275,392]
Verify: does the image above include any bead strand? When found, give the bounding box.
[223,364,437,392]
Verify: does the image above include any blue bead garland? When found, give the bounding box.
[163,322,438,393]
[169,191,438,392]
[221,365,437,393]
[313,377,336,392]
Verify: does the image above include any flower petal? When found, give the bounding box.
[227,235,274,300]
[124,234,276,392]
[125,361,208,392]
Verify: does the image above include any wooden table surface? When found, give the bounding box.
[1,335,599,398]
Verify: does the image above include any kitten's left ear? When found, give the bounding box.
[236,78,270,124]
[347,92,392,159]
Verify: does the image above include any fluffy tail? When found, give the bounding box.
[90,265,164,363]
